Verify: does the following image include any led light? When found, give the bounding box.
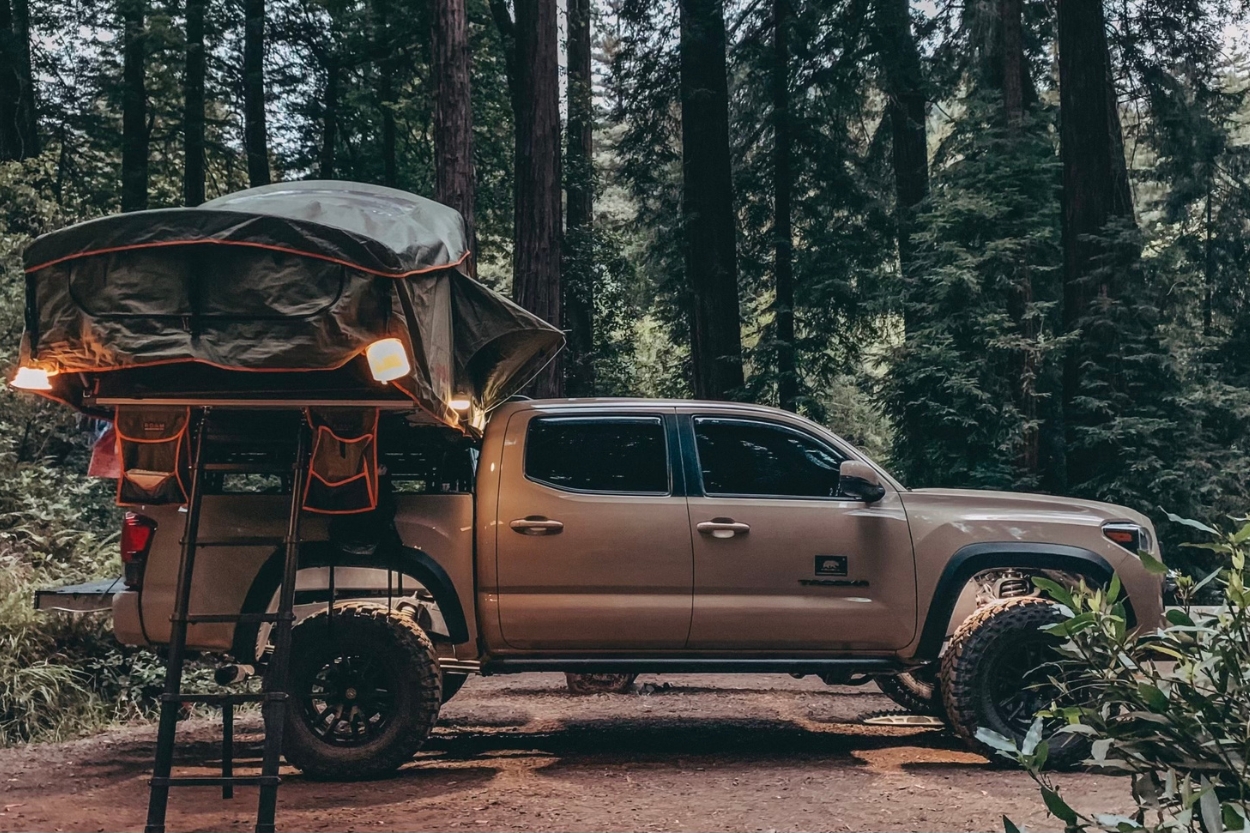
[10,366,53,391]
[449,397,472,411]
[366,338,411,383]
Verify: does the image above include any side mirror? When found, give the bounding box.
[838,460,886,503]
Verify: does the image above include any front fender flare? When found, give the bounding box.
[913,542,1130,661]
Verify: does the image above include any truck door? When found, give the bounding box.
[494,410,694,649]
[680,413,917,651]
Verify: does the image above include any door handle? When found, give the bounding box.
[510,516,564,535]
[697,518,750,539]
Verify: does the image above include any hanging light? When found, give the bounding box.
[365,338,411,383]
[448,396,472,412]
[10,366,54,391]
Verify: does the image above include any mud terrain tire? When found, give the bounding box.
[877,667,943,717]
[441,672,469,703]
[940,597,1088,769]
[284,602,442,781]
[565,673,637,694]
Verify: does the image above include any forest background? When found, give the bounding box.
[0,0,1248,742]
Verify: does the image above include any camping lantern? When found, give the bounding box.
[10,366,53,390]
[449,396,472,412]
[366,338,411,383]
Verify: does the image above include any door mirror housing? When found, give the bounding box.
[838,460,886,503]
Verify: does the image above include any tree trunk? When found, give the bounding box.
[183,0,206,206]
[121,0,148,212]
[0,0,21,161]
[432,0,477,260]
[1057,0,1136,485]
[1001,0,1023,129]
[875,0,927,281]
[512,0,563,397]
[11,0,36,157]
[563,0,595,396]
[772,0,796,412]
[243,0,270,186]
[372,0,397,187]
[319,60,338,179]
[679,0,744,400]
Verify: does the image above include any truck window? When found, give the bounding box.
[525,417,669,494]
[693,418,846,498]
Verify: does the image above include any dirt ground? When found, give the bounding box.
[0,673,1132,833]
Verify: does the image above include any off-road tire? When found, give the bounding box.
[940,596,1088,769]
[877,667,944,717]
[283,602,442,781]
[565,673,637,694]
[441,671,469,703]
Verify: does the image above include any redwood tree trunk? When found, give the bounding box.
[1057,0,1136,486]
[319,60,338,179]
[0,0,21,160]
[512,0,563,397]
[11,0,36,157]
[1001,0,1023,128]
[772,0,796,411]
[432,0,477,259]
[183,0,206,206]
[563,0,595,396]
[243,0,270,186]
[680,0,744,400]
[121,0,148,212]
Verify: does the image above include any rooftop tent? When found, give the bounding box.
[17,181,564,427]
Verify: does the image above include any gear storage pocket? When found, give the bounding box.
[303,408,379,514]
[115,406,191,505]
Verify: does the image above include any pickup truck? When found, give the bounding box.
[101,397,1165,779]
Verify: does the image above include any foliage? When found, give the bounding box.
[982,514,1250,831]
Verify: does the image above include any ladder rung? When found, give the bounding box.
[180,612,291,624]
[151,776,281,788]
[183,537,286,548]
[162,692,284,704]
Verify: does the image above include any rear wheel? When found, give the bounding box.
[283,602,442,781]
[940,597,1088,768]
[565,673,637,694]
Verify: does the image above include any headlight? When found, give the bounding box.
[1103,521,1151,553]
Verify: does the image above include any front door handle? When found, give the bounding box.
[510,516,564,535]
[697,518,750,539]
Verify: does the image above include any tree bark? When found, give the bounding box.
[512,0,563,397]
[772,0,796,412]
[243,0,270,186]
[564,0,595,395]
[11,0,36,157]
[1057,0,1136,485]
[680,0,744,400]
[1001,0,1023,129]
[183,0,206,206]
[874,0,927,282]
[372,0,397,187]
[319,60,338,179]
[0,0,21,160]
[432,0,477,260]
[121,0,148,212]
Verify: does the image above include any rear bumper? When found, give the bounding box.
[33,577,123,613]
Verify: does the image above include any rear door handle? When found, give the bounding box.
[697,518,750,539]
[510,516,564,535]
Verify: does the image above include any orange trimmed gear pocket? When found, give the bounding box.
[114,406,191,506]
[303,408,379,514]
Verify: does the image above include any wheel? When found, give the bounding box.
[283,602,442,781]
[940,596,1089,769]
[441,671,469,703]
[876,666,944,717]
[564,673,637,694]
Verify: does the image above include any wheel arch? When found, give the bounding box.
[914,542,1132,661]
[231,541,470,660]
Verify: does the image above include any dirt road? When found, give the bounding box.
[0,673,1131,832]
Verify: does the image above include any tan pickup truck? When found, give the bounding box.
[88,397,1163,778]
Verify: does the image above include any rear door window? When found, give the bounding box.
[525,417,669,494]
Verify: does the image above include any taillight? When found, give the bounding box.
[121,512,157,589]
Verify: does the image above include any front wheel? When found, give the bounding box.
[283,602,442,781]
[940,596,1088,769]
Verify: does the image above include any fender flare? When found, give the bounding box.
[913,542,1132,661]
[231,542,470,660]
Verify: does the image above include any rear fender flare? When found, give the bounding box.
[232,542,469,660]
[914,542,1131,661]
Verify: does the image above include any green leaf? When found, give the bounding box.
[1107,572,1121,604]
[1033,576,1075,608]
[1164,511,1218,536]
[1042,786,1079,824]
[1138,683,1168,713]
[1034,739,1049,771]
[1137,549,1169,575]
[976,727,1020,755]
[1199,778,1223,833]
[1022,717,1043,755]
[1003,816,1021,833]
[1165,609,1195,627]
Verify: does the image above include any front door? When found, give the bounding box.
[681,413,917,651]
[495,410,694,649]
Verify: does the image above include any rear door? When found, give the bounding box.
[681,413,917,651]
[494,410,694,649]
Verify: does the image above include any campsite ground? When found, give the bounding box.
[0,673,1131,832]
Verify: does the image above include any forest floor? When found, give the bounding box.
[0,673,1133,833]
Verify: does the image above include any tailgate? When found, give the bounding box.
[34,577,123,613]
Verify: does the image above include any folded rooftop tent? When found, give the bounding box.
[16,181,564,428]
